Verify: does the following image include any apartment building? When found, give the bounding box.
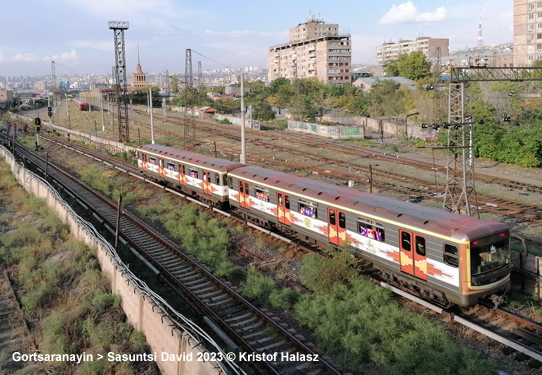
[513,0,542,66]
[268,17,351,84]
[376,37,449,65]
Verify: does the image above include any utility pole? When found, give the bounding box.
[149,87,155,144]
[100,92,105,131]
[183,49,196,150]
[240,73,246,164]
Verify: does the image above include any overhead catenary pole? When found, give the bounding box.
[100,93,105,131]
[149,87,155,144]
[240,73,246,164]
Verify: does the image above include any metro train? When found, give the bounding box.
[72,99,88,111]
[136,144,512,308]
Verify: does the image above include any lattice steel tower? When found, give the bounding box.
[444,80,478,217]
[444,67,542,216]
[51,61,57,110]
[183,49,196,149]
[108,21,130,143]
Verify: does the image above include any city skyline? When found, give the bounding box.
[1,0,512,77]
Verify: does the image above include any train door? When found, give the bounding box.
[277,192,291,226]
[413,235,427,280]
[158,158,166,177]
[202,170,212,195]
[178,164,186,185]
[238,180,250,209]
[141,153,148,171]
[328,208,346,246]
[399,231,427,280]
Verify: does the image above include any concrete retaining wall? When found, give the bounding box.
[511,251,542,297]
[0,147,224,375]
[321,113,428,139]
[9,113,136,155]
[287,120,364,139]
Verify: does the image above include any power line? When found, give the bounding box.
[190,50,230,69]
[53,61,82,76]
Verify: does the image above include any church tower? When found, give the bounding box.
[131,45,148,88]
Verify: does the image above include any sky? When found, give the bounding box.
[0,0,513,77]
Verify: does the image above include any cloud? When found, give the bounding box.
[43,50,79,62]
[0,50,3,62]
[379,1,447,25]
[10,53,37,62]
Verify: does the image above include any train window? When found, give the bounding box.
[415,236,426,256]
[357,218,385,241]
[228,177,233,189]
[339,212,346,229]
[148,157,156,165]
[167,162,175,171]
[375,226,385,242]
[189,167,198,178]
[214,173,220,184]
[329,210,336,225]
[444,245,458,267]
[255,186,269,202]
[179,164,185,174]
[141,153,147,162]
[299,199,317,219]
[284,196,290,209]
[401,232,411,251]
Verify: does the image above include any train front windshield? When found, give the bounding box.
[470,238,509,276]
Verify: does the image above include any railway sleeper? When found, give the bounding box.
[224,311,253,323]
[241,328,269,340]
[213,301,244,313]
[229,315,259,328]
[193,287,221,297]
[188,280,214,291]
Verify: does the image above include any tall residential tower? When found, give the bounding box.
[268,16,351,84]
[513,0,542,66]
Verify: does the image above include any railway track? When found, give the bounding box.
[61,108,542,224]
[4,134,342,375]
[456,300,542,369]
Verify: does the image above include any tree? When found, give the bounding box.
[398,51,432,81]
[213,99,240,114]
[384,59,400,77]
[251,101,275,121]
[368,79,406,117]
[385,52,432,81]
[171,76,179,93]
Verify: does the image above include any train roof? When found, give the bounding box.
[137,144,245,173]
[229,165,508,242]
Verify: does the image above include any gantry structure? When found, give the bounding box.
[109,21,130,143]
[444,66,542,216]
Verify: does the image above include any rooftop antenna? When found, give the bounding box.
[477,2,484,49]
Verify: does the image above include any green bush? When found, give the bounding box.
[301,249,356,293]
[92,291,122,312]
[294,277,497,374]
[268,288,300,310]
[240,267,275,302]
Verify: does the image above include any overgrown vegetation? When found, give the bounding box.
[137,195,240,279]
[0,160,158,375]
[295,250,500,374]
[240,267,299,310]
